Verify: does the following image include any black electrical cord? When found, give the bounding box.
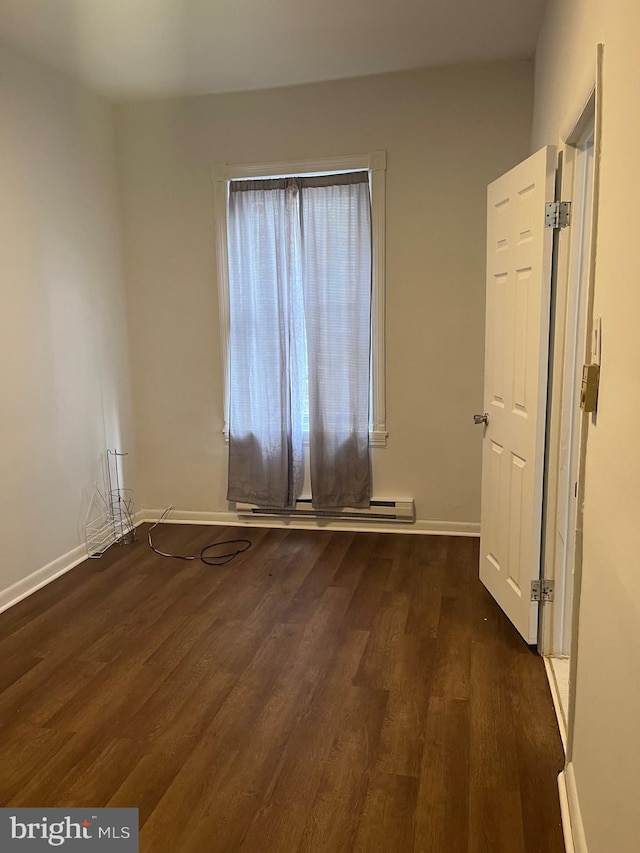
[148,507,252,566]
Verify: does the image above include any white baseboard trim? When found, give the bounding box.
[141,508,479,537]
[0,515,147,617]
[0,509,472,618]
[0,543,88,616]
[558,771,576,853]
[558,763,588,853]
[544,656,568,752]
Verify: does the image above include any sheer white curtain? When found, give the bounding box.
[226,179,305,507]
[226,172,371,509]
[300,174,372,507]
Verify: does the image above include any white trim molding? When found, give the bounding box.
[558,763,588,853]
[0,515,147,615]
[0,511,477,617]
[0,544,88,615]
[211,150,387,446]
[142,508,479,537]
[544,656,568,751]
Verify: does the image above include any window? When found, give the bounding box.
[212,152,386,508]
[213,151,387,447]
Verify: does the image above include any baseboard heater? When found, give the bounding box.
[235,498,415,523]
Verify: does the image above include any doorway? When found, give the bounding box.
[542,98,597,748]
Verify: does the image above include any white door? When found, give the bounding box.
[479,146,556,644]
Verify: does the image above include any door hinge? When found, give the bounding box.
[531,579,555,602]
[545,201,571,229]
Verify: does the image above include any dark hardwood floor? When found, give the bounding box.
[0,525,565,852]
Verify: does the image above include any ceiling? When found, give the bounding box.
[1,0,547,101]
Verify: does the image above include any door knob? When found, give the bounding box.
[473,413,489,425]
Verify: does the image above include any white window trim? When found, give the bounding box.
[212,150,387,447]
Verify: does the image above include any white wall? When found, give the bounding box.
[534,2,640,851]
[0,44,134,604]
[115,61,533,527]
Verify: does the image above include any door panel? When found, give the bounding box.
[480,146,556,644]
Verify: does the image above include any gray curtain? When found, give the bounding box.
[226,172,371,509]
[226,179,305,507]
[300,174,372,507]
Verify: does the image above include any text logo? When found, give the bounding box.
[0,809,138,851]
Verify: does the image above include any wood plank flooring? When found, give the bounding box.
[0,525,565,852]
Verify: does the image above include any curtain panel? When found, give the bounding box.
[226,172,372,509]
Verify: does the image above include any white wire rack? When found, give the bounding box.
[85,449,135,558]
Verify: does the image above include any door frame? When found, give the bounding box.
[539,47,603,761]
